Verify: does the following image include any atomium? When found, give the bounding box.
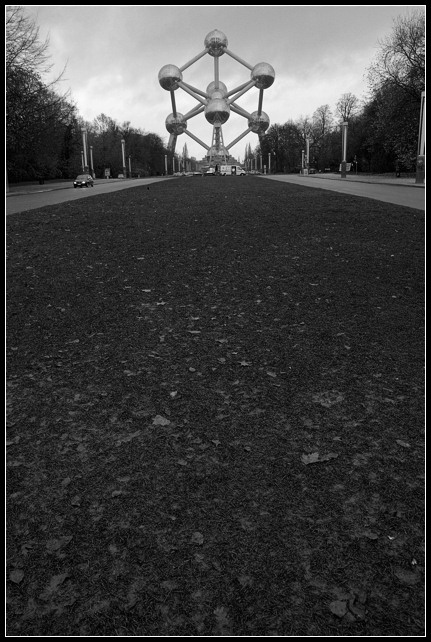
[158,29,275,164]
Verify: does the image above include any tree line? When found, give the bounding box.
[6,7,424,182]
[255,9,424,175]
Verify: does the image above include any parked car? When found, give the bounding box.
[308,167,317,174]
[73,174,94,188]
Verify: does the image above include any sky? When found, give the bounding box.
[21,4,422,162]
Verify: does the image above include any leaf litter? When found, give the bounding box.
[6,178,424,636]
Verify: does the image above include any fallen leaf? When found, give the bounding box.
[214,606,231,634]
[302,452,338,465]
[301,452,320,465]
[116,430,141,445]
[396,440,411,448]
[394,567,420,585]
[9,569,24,584]
[46,536,73,552]
[191,532,204,545]
[152,415,171,426]
[39,573,69,600]
[329,600,348,617]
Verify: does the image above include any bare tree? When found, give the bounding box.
[312,105,334,140]
[7,6,51,75]
[367,9,425,100]
[335,93,360,122]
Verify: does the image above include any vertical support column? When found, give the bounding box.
[89,145,94,178]
[268,153,271,173]
[81,128,89,172]
[164,155,168,175]
[341,121,348,178]
[121,139,126,178]
[214,57,219,90]
[128,155,132,178]
[415,91,425,185]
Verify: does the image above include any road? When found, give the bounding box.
[6,177,173,215]
[6,173,425,215]
[261,174,425,210]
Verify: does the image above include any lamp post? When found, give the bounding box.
[301,150,305,174]
[128,155,132,178]
[415,91,425,185]
[341,121,348,178]
[121,139,126,178]
[89,145,94,178]
[305,137,311,174]
[81,128,89,172]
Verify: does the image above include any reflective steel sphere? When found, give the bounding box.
[206,81,228,97]
[205,97,230,124]
[165,113,187,135]
[251,63,275,89]
[248,110,270,134]
[158,64,183,91]
[204,29,228,57]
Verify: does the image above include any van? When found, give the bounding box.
[220,164,246,176]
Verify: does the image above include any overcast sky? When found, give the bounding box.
[22,5,422,162]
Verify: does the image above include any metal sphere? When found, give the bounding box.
[204,29,228,57]
[248,110,270,134]
[205,97,230,125]
[165,113,187,135]
[158,64,183,91]
[206,81,228,97]
[251,62,275,89]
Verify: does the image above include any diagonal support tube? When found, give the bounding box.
[179,49,208,72]
[227,80,256,105]
[184,129,210,150]
[226,128,252,150]
[177,81,207,105]
[224,48,254,70]
[180,81,208,99]
[230,102,253,120]
[184,105,206,120]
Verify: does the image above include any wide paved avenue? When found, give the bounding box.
[6,173,424,215]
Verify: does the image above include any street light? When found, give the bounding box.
[81,128,89,172]
[121,139,126,178]
[89,145,94,178]
[340,121,348,178]
[415,90,425,184]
